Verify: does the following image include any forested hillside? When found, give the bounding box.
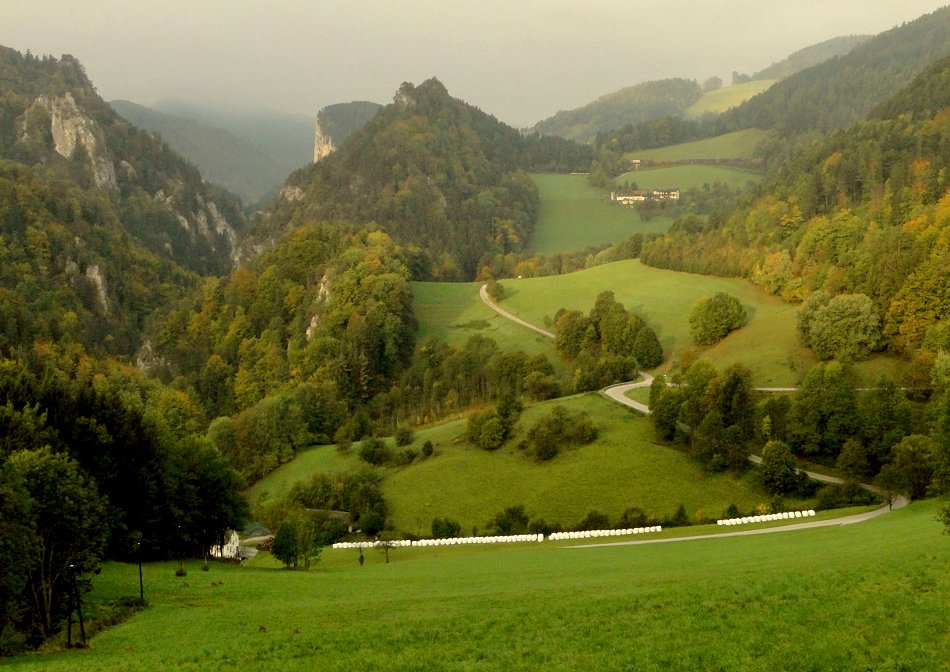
[641,54,950,361]
[255,78,590,280]
[109,99,292,205]
[531,78,702,143]
[716,7,950,136]
[0,49,251,649]
[0,47,246,275]
[750,35,869,81]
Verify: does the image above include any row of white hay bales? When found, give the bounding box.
[548,526,661,540]
[331,528,665,550]
[332,534,544,550]
[717,510,816,526]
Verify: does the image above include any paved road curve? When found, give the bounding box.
[477,284,909,542]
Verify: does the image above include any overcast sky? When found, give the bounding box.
[2,1,948,127]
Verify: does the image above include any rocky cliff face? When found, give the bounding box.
[312,120,335,162]
[26,92,118,189]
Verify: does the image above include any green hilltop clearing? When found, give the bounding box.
[10,501,947,671]
[623,129,770,162]
[415,259,813,386]
[684,79,776,118]
[526,173,673,255]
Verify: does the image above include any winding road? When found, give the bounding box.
[478,284,909,540]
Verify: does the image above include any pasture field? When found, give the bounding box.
[8,500,948,671]
[527,173,673,255]
[382,393,784,534]
[614,163,762,191]
[624,129,769,162]
[492,259,815,386]
[410,281,556,356]
[684,79,776,118]
[249,393,787,533]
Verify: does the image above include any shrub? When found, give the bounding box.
[421,440,434,457]
[576,510,610,531]
[689,292,747,345]
[396,448,418,465]
[358,437,392,466]
[666,504,690,527]
[619,506,647,527]
[431,517,462,538]
[394,426,414,447]
[486,505,529,535]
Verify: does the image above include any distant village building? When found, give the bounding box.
[610,189,680,205]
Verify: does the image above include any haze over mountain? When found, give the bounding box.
[3,1,946,128]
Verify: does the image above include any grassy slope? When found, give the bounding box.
[249,394,786,533]
[527,173,673,255]
[490,259,815,385]
[410,280,556,356]
[13,501,949,671]
[383,394,781,534]
[624,129,769,161]
[684,79,776,118]
[615,164,763,190]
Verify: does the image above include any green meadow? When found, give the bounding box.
[615,164,763,191]
[8,501,948,671]
[624,129,769,162]
[415,259,815,386]
[250,393,787,533]
[684,79,776,118]
[527,173,673,255]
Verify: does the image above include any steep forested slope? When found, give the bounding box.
[641,54,950,356]
[109,99,292,205]
[256,79,589,279]
[0,47,245,275]
[717,7,950,136]
[750,35,869,81]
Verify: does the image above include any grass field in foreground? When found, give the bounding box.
[614,164,762,191]
[624,129,769,162]
[249,394,786,533]
[527,173,673,255]
[10,501,948,671]
[684,79,776,118]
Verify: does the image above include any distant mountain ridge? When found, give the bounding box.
[528,34,870,144]
[109,99,293,205]
[531,78,702,143]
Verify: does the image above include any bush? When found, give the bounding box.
[525,406,597,462]
[396,448,418,465]
[689,292,747,345]
[665,504,690,527]
[576,510,610,531]
[358,437,392,466]
[431,517,462,538]
[618,506,647,527]
[485,505,529,535]
[394,426,414,447]
[421,440,434,457]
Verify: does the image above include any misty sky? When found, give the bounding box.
[2,1,948,127]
